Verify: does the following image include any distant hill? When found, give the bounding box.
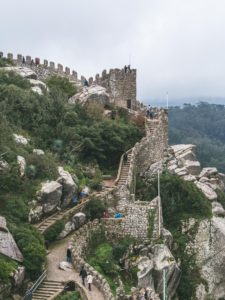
[168,102,225,173]
[145,97,225,108]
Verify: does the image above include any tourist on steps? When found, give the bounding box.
[66,246,72,263]
[124,152,128,162]
[80,265,87,285]
[87,273,93,291]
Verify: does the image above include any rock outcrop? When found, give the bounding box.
[58,212,86,239]
[152,244,181,298]
[167,144,225,298]
[57,166,78,207]
[167,144,225,201]
[0,217,23,262]
[37,181,62,214]
[13,133,29,145]
[183,217,225,299]
[137,244,180,299]
[69,85,110,106]
[17,155,26,177]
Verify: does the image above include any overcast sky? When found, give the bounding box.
[1,0,225,104]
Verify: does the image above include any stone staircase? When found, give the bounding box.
[31,280,64,300]
[146,119,159,135]
[117,152,132,186]
[34,198,90,233]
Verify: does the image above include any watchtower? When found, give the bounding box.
[95,67,137,110]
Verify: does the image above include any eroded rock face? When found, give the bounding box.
[152,244,181,298]
[185,217,225,299]
[57,167,78,207]
[167,144,225,201]
[69,84,110,106]
[58,212,86,239]
[13,266,25,287]
[58,221,75,239]
[0,217,23,262]
[212,202,225,217]
[2,67,37,79]
[28,205,43,223]
[195,181,217,201]
[137,256,154,288]
[37,181,62,214]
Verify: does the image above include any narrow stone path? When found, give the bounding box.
[47,236,105,300]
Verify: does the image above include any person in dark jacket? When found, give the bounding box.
[79,266,87,285]
[66,247,72,263]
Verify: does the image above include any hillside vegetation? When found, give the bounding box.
[0,60,143,283]
[169,102,225,172]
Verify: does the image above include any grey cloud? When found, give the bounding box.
[1,0,225,103]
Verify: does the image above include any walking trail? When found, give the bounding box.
[47,236,105,300]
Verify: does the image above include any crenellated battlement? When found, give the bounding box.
[92,66,137,110]
[0,51,84,82]
[0,51,137,109]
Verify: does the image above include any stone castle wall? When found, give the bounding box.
[0,51,82,83]
[114,109,168,240]
[93,68,137,110]
[1,51,138,110]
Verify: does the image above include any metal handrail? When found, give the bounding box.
[24,270,47,299]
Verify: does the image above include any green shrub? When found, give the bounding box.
[44,220,65,243]
[0,255,17,283]
[112,237,134,261]
[46,75,77,98]
[9,225,46,279]
[55,291,81,300]
[0,58,14,67]
[0,71,30,89]
[83,197,106,220]
[3,196,29,222]
[25,153,58,179]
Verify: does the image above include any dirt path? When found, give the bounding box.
[47,237,105,300]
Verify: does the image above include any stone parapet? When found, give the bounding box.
[0,51,83,83]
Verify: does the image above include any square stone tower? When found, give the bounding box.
[95,68,137,110]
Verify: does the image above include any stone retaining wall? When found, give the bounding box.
[71,219,115,299]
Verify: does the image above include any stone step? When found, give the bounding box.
[32,280,64,300]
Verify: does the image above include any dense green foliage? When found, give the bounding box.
[9,224,46,279]
[169,102,225,172]
[86,228,136,295]
[0,69,143,284]
[46,75,77,98]
[0,255,17,283]
[44,220,65,243]
[83,197,106,220]
[55,291,81,300]
[0,57,14,67]
[136,173,212,299]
